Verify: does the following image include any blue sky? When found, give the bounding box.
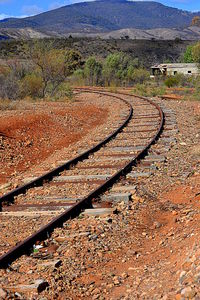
[0,0,200,20]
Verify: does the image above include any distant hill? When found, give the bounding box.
[0,0,200,36]
[0,28,51,40]
[100,26,200,40]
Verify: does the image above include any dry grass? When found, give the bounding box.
[0,99,17,111]
[107,84,119,94]
[0,98,38,111]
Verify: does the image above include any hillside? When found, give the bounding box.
[0,38,193,68]
[100,26,200,40]
[0,0,199,35]
[0,28,51,40]
[1,26,200,41]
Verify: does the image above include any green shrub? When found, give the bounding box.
[20,73,43,98]
[131,68,150,84]
[132,84,148,96]
[149,86,166,97]
[53,83,74,101]
[164,76,179,88]
[71,68,85,86]
[132,83,166,97]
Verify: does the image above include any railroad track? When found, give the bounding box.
[0,89,167,268]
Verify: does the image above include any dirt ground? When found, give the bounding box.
[0,100,108,185]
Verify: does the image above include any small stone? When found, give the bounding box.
[121,272,129,279]
[39,260,62,268]
[113,277,120,285]
[0,288,7,299]
[46,244,59,254]
[55,236,66,243]
[7,279,49,294]
[0,183,11,191]
[182,261,192,271]
[179,271,187,284]
[14,292,23,298]
[172,211,178,215]
[194,272,200,284]
[153,221,162,229]
[181,286,196,298]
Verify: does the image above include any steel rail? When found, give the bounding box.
[0,91,132,205]
[0,89,164,268]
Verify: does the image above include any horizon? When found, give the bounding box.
[0,0,200,21]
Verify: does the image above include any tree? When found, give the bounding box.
[192,42,200,64]
[6,59,33,80]
[102,52,139,86]
[102,53,122,85]
[84,57,102,85]
[29,41,82,97]
[183,45,194,63]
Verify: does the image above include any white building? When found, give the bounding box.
[151,63,199,77]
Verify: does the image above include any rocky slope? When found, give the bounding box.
[100,26,200,40]
[1,26,200,41]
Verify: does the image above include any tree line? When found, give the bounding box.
[0,41,149,100]
[73,53,149,87]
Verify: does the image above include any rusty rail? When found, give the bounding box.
[0,91,132,205]
[0,89,164,268]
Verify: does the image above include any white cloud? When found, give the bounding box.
[0,13,27,20]
[0,13,11,20]
[49,1,70,10]
[49,0,95,10]
[22,5,43,16]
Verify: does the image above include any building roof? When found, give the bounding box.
[151,63,198,69]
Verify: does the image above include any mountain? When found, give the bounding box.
[0,0,200,36]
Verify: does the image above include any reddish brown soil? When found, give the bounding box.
[0,102,108,184]
[106,174,200,299]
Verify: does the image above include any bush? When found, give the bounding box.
[20,73,43,98]
[132,84,148,96]
[131,83,166,97]
[0,73,19,100]
[164,76,179,88]
[71,68,85,86]
[149,86,166,97]
[53,83,74,101]
[131,68,150,84]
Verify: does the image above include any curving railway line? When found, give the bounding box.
[0,89,165,268]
